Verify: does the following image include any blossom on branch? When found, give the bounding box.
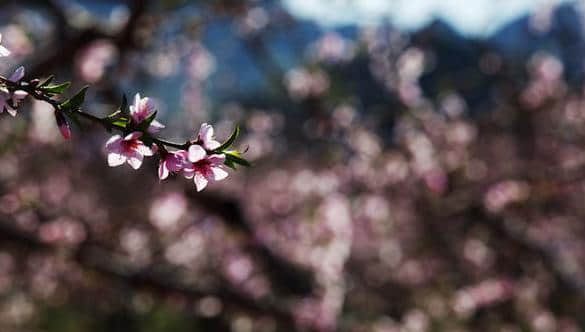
[105,132,154,169]
[129,93,165,133]
[0,66,28,116]
[158,149,188,180]
[197,122,221,150]
[184,144,229,192]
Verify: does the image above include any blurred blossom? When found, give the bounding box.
[164,227,204,266]
[149,192,187,232]
[188,43,216,81]
[332,104,356,128]
[237,7,270,35]
[284,67,330,100]
[484,180,531,213]
[146,48,180,78]
[310,32,356,64]
[530,3,555,35]
[30,100,60,143]
[463,238,494,269]
[521,54,564,108]
[120,228,151,267]
[197,296,223,318]
[403,309,429,332]
[453,279,514,318]
[75,40,118,83]
[38,217,86,246]
[440,93,467,118]
[0,25,32,57]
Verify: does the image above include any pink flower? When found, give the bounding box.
[0,34,10,57]
[0,66,28,116]
[158,150,188,180]
[197,123,221,150]
[0,89,26,116]
[129,93,165,133]
[105,132,154,169]
[184,144,228,191]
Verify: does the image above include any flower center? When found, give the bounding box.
[121,139,139,151]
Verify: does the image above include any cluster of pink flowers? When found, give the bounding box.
[0,33,27,117]
[0,33,243,192]
[105,94,230,191]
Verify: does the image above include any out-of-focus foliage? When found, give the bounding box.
[1,0,585,331]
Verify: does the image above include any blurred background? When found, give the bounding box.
[0,0,585,331]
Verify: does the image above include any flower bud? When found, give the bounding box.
[54,111,71,139]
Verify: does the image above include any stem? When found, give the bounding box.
[0,76,191,150]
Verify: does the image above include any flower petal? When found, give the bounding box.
[207,154,226,165]
[105,135,123,151]
[158,161,169,180]
[124,131,142,141]
[194,173,209,192]
[136,143,153,156]
[9,66,25,82]
[127,151,144,170]
[204,139,221,150]
[188,144,206,163]
[107,152,127,167]
[5,106,16,117]
[211,166,229,181]
[183,167,195,179]
[0,45,10,57]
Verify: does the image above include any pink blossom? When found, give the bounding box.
[158,150,188,180]
[0,66,28,116]
[184,144,228,191]
[105,132,154,169]
[197,122,221,150]
[0,34,10,57]
[129,93,165,133]
[0,88,26,116]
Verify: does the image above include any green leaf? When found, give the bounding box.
[224,159,237,170]
[39,75,55,87]
[224,150,251,167]
[104,115,129,128]
[106,110,122,119]
[214,125,240,152]
[42,81,71,95]
[61,86,89,112]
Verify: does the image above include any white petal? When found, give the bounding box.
[158,162,169,180]
[0,46,10,57]
[5,106,16,117]
[9,66,25,82]
[105,135,122,151]
[127,152,144,170]
[188,144,206,162]
[194,173,208,192]
[136,143,153,156]
[211,166,229,181]
[108,153,127,167]
[207,154,226,164]
[124,131,142,141]
[204,139,221,150]
[147,119,165,134]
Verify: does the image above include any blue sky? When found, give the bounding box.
[282,0,576,37]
